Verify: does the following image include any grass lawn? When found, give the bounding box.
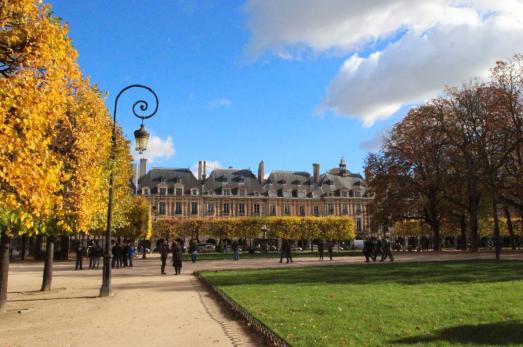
[201,261,523,347]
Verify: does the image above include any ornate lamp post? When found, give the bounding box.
[100,85,158,297]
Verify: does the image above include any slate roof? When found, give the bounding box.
[203,168,262,195]
[138,168,200,195]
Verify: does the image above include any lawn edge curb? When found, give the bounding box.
[194,270,292,347]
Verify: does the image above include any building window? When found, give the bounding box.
[356,218,362,232]
[268,191,276,197]
[142,187,150,195]
[159,187,167,195]
[327,204,334,215]
[239,189,246,196]
[223,203,230,215]
[253,204,260,215]
[175,202,182,215]
[207,203,214,215]
[238,203,245,216]
[175,187,183,196]
[354,190,361,197]
[341,204,348,215]
[223,188,231,196]
[191,202,198,215]
[283,191,291,198]
[356,204,362,215]
[298,205,305,216]
[341,191,348,197]
[269,204,276,216]
[313,206,320,216]
[284,205,291,215]
[159,202,166,215]
[191,188,199,196]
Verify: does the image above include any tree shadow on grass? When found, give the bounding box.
[203,260,523,287]
[391,321,523,345]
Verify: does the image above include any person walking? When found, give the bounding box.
[381,237,394,262]
[128,242,135,267]
[189,240,198,263]
[279,239,287,263]
[172,240,183,275]
[285,240,293,264]
[232,240,240,261]
[160,239,169,275]
[363,238,373,263]
[111,241,118,268]
[328,240,334,261]
[318,240,324,261]
[75,241,84,270]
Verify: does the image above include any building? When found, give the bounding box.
[136,158,372,236]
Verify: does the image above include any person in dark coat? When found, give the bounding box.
[160,240,169,274]
[93,241,102,269]
[381,237,394,262]
[171,241,183,275]
[75,241,84,270]
[279,239,287,263]
[231,240,240,261]
[128,242,135,267]
[87,241,94,269]
[363,238,373,262]
[318,240,324,261]
[284,240,293,264]
[111,241,118,268]
[122,242,129,267]
[328,240,334,260]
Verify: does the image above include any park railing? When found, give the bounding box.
[194,271,291,347]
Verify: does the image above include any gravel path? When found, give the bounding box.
[0,251,521,347]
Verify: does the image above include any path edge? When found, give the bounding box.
[194,271,291,347]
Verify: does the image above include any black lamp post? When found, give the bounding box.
[100,84,158,297]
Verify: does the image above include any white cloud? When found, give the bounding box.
[209,98,232,108]
[359,128,391,152]
[244,0,523,126]
[132,135,175,163]
[191,160,222,177]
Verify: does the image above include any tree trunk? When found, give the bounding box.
[142,237,146,259]
[469,206,479,252]
[490,190,501,260]
[459,215,467,250]
[21,234,27,261]
[41,236,55,291]
[431,222,441,251]
[0,233,10,314]
[504,205,515,250]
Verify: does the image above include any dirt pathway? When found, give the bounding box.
[0,251,521,347]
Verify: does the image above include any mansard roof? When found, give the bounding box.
[203,168,262,195]
[138,168,200,194]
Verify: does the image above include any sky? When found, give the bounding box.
[49,0,523,177]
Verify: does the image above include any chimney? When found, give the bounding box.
[202,160,207,180]
[313,163,320,184]
[198,160,203,180]
[258,160,265,183]
[139,158,147,178]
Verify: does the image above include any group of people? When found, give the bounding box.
[110,241,136,268]
[158,239,183,275]
[74,240,137,270]
[363,237,394,262]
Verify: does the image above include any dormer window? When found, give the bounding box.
[175,187,184,196]
[142,187,150,195]
[223,188,231,196]
[191,188,199,196]
[239,189,246,196]
[159,187,167,195]
[297,190,305,198]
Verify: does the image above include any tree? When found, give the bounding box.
[0,0,80,311]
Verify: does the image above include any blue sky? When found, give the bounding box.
[49,0,523,176]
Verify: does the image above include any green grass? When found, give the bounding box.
[201,261,523,347]
[182,250,359,261]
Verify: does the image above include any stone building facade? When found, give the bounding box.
[136,159,372,236]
